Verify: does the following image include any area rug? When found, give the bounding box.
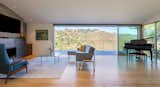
[0,56,68,78]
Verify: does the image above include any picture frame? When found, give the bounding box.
[35,30,48,40]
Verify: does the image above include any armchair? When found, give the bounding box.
[0,44,28,84]
[76,45,95,72]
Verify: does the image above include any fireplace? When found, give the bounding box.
[7,48,16,57]
[0,38,26,58]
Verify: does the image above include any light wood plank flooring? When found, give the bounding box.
[1,55,160,87]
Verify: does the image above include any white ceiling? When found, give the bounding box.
[1,0,160,24]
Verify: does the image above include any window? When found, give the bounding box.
[118,26,139,54]
[156,22,160,58]
[54,25,140,55]
[55,25,118,55]
[143,23,156,57]
[143,23,155,44]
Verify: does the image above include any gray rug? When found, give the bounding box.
[0,56,68,78]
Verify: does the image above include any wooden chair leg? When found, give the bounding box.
[3,65,28,84]
[26,66,28,73]
[5,74,9,84]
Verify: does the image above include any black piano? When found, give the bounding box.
[124,39,153,61]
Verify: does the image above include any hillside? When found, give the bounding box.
[55,29,136,51]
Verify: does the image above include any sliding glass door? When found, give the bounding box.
[143,24,155,44]
[143,23,156,57]
[54,25,140,55]
[118,26,139,54]
[157,22,160,58]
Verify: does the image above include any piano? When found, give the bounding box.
[124,39,153,61]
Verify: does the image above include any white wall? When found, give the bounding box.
[27,24,54,56]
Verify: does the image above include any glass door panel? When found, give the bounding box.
[143,23,156,57]
[143,24,155,44]
[55,25,118,55]
[157,22,160,58]
[118,26,139,54]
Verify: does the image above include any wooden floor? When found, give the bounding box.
[1,55,160,87]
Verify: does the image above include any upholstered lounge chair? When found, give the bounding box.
[76,45,95,71]
[0,44,28,84]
